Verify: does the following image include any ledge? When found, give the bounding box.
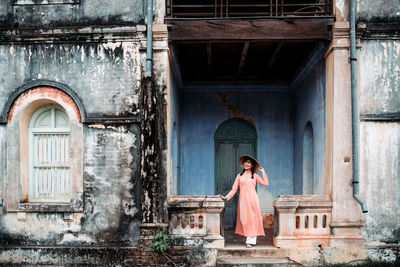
[0,26,143,44]
[273,195,332,209]
[17,201,83,213]
[11,0,80,5]
[360,113,400,122]
[168,195,224,209]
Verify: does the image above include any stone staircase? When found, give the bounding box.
[217,256,293,267]
[217,229,302,267]
[216,245,302,267]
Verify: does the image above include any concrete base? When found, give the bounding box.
[217,256,293,267]
[274,235,330,248]
[204,234,225,248]
[170,234,225,248]
[218,245,368,266]
[329,236,365,247]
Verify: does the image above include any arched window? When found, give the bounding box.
[5,86,83,213]
[28,104,70,202]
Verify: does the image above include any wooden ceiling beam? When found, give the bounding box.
[167,18,334,41]
[237,41,250,77]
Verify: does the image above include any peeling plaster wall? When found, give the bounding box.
[359,40,400,116]
[0,40,143,247]
[0,0,144,27]
[293,57,326,195]
[357,0,400,22]
[0,42,141,117]
[179,91,293,213]
[0,124,141,246]
[334,0,400,22]
[82,125,141,244]
[0,125,5,215]
[359,122,400,243]
[359,39,400,243]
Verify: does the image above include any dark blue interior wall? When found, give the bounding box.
[179,91,293,213]
[293,53,326,195]
[169,70,181,195]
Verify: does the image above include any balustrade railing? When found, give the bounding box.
[273,195,332,247]
[166,0,333,18]
[167,195,225,248]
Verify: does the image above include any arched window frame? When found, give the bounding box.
[5,87,83,213]
[28,104,71,203]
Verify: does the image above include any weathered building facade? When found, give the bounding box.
[0,0,398,266]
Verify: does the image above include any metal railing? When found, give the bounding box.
[166,0,333,18]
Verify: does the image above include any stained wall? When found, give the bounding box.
[359,39,400,243]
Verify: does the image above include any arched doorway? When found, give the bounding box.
[214,118,257,229]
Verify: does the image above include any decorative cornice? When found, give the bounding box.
[324,22,365,58]
[361,22,400,40]
[11,0,79,5]
[360,113,400,122]
[0,25,145,44]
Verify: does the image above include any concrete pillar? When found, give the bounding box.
[273,197,298,247]
[324,22,364,247]
[138,23,171,246]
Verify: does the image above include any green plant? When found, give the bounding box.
[150,227,178,266]
[151,227,168,256]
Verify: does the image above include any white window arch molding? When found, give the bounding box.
[6,87,83,213]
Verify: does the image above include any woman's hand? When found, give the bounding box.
[259,167,265,174]
[219,194,227,201]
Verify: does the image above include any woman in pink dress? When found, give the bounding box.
[220,155,269,248]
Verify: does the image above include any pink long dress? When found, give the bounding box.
[226,171,269,237]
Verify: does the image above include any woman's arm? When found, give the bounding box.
[256,167,269,186]
[220,174,240,201]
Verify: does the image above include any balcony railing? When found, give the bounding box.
[166,0,333,19]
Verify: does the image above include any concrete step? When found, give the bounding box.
[216,256,299,267]
[218,245,285,258]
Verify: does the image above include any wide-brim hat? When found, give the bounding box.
[238,155,261,172]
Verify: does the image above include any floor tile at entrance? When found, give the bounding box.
[224,228,274,247]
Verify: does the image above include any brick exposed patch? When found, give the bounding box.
[7,86,81,123]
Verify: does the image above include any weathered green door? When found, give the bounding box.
[215,119,257,229]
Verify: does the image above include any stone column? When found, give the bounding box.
[324,22,365,247]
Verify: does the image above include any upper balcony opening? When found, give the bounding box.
[166,0,333,19]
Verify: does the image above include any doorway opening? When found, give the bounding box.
[168,41,329,250]
[214,118,257,229]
